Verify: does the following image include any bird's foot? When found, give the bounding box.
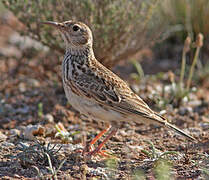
[80,126,118,159]
[83,147,113,159]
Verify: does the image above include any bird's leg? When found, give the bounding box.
[83,124,111,154]
[89,125,111,146]
[87,126,118,157]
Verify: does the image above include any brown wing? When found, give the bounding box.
[69,59,196,141]
[71,59,159,123]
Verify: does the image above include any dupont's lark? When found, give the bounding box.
[42,20,196,156]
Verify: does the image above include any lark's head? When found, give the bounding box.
[42,20,93,49]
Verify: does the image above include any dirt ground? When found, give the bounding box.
[0,12,209,180]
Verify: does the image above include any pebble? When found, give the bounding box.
[1,141,14,147]
[178,107,193,116]
[159,110,167,115]
[88,167,108,178]
[18,82,26,92]
[59,144,83,152]
[68,124,80,130]
[28,78,40,87]
[72,165,79,171]
[9,129,21,137]
[3,104,13,112]
[43,113,54,123]
[188,100,202,107]
[24,125,45,140]
[0,131,7,141]
[199,122,209,131]
[15,106,29,114]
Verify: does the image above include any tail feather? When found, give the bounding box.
[152,113,197,142]
[165,121,197,142]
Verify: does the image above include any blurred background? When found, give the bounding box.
[1,0,209,111]
[1,0,209,68]
[0,0,209,179]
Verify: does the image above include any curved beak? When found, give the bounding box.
[41,21,66,30]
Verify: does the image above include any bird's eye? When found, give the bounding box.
[72,25,79,32]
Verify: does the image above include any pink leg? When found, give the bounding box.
[83,124,111,154]
[87,127,118,157]
[90,125,111,145]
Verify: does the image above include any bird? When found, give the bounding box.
[42,20,196,157]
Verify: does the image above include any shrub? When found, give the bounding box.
[3,0,165,68]
[159,0,209,50]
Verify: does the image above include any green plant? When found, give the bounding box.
[186,33,204,90]
[132,169,146,180]
[140,140,175,179]
[180,36,191,88]
[55,122,80,143]
[45,152,66,180]
[130,60,144,82]
[105,158,119,179]
[154,159,172,180]
[141,140,179,161]
[132,159,172,180]
[10,142,62,167]
[38,102,43,118]
[32,152,66,179]
[159,0,209,44]
[153,34,203,108]
[3,0,166,68]
[0,1,6,14]
[106,158,118,169]
[191,153,209,179]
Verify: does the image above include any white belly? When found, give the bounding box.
[63,83,126,123]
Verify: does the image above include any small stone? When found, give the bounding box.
[28,78,40,87]
[202,116,209,123]
[59,144,83,152]
[16,106,29,114]
[178,107,193,116]
[14,174,21,178]
[119,130,127,136]
[199,122,209,131]
[0,131,7,141]
[159,110,167,115]
[9,129,21,137]
[72,165,79,171]
[43,113,54,123]
[24,125,45,140]
[188,100,201,107]
[18,82,26,92]
[1,141,14,147]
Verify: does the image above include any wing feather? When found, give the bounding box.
[72,70,158,123]
[67,60,196,141]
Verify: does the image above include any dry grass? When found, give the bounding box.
[160,0,209,47]
[3,0,167,68]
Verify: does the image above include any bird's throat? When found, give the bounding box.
[65,45,94,66]
[66,44,94,56]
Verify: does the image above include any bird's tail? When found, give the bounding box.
[153,113,197,142]
[165,121,197,142]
